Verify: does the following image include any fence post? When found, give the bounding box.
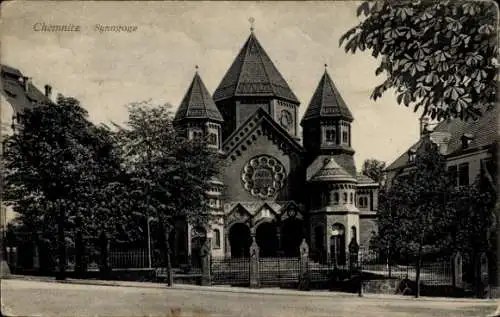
[358,248,363,297]
[348,238,359,277]
[451,252,463,289]
[200,240,211,286]
[249,237,260,288]
[33,245,40,272]
[299,239,310,290]
[475,252,489,298]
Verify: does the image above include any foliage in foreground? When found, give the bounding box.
[341,0,498,121]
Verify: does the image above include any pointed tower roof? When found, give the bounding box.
[302,68,353,123]
[213,32,299,103]
[310,157,357,183]
[174,70,223,123]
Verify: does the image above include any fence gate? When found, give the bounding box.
[211,257,250,286]
[259,257,300,287]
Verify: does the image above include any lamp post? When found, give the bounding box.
[133,212,157,269]
[146,216,154,268]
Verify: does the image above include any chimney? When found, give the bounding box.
[429,131,452,155]
[419,116,429,137]
[44,84,52,99]
[23,77,32,92]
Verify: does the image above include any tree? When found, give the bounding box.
[340,0,498,121]
[115,101,223,286]
[372,140,454,297]
[70,125,136,278]
[361,158,386,184]
[2,95,129,279]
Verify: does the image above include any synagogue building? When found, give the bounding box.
[171,29,379,264]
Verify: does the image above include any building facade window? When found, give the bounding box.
[208,133,218,146]
[190,129,203,140]
[208,199,219,208]
[458,162,469,186]
[324,127,336,143]
[334,192,339,204]
[447,165,458,186]
[212,229,221,249]
[342,130,348,144]
[343,192,348,204]
[408,149,416,163]
[358,196,368,208]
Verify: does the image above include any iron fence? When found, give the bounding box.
[357,250,453,286]
[259,257,300,287]
[109,249,149,269]
[211,257,250,286]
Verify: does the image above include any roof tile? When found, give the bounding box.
[174,72,223,122]
[213,32,299,103]
[302,70,353,123]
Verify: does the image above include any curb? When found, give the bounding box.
[2,274,498,304]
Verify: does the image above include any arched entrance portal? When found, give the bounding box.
[281,218,304,257]
[330,223,346,266]
[190,226,206,268]
[256,222,278,257]
[229,223,251,257]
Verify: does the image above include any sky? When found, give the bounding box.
[1,1,423,169]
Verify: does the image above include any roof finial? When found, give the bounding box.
[249,17,255,32]
[195,65,199,73]
[324,63,328,71]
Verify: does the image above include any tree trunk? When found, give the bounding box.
[56,206,66,280]
[163,222,173,287]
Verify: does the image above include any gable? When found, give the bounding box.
[222,108,304,160]
[221,109,305,203]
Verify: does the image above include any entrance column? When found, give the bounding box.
[224,231,231,258]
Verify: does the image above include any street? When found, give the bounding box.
[1,279,497,317]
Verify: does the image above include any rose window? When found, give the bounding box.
[241,155,286,199]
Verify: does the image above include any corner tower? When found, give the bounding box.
[303,67,359,264]
[213,29,300,140]
[174,68,224,151]
[301,67,355,174]
[173,68,225,259]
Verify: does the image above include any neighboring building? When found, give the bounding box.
[0,64,54,230]
[171,29,378,264]
[385,110,497,189]
[384,107,498,286]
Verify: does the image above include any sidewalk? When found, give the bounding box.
[2,274,498,304]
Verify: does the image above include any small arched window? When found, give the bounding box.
[334,192,339,204]
[325,128,336,142]
[208,133,218,146]
[343,192,348,203]
[349,193,354,204]
[212,229,221,249]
